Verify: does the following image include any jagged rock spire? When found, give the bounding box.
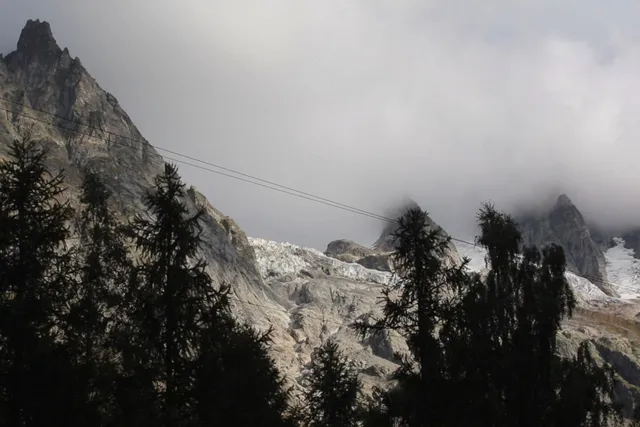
[14,19,63,60]
[373,197,440,252]
[517,193,617,297]
[555,193,573,207]
[3,19,74,79]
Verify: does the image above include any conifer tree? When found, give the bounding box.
[0,134,76,426]
[124,162,222,427]
[440,204,621,427]
[552,342,620,426]
[192,302,295,427]
[62,169,132,426]
[358,204,622,427]
[354,208,468,427]
[302,338,362,427]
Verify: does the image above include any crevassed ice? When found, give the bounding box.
[247,237,619,302]
[605,237,640,299]
[248,237,391,285]
[565,273,610,301]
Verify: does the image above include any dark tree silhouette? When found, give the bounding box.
[357,204,622,427]
[440,204,621,427]
[123,163,224,427]
[0,134,76,426]
[302,338,361,427]
[62,169,133,426]
[192,302,295,427]
[354,208,469,427]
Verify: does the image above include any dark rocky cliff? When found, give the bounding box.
[517,194,616,296]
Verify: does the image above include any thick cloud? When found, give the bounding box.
[2,0,640,249]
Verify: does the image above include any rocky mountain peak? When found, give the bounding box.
[0,18,268,328]
[555,193,573,207]
[548,194,589,234]
[0,20,164,209]
[4,19,72,72]
[517,194,616,296]
[2,20,89,117]
[373,198,444,252]
[16,20,61,56]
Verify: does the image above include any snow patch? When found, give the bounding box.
[564,273,610,301]
[605,238,640,299]
[455,241,489,272]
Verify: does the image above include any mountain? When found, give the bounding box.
[0,18,406,395]
[325,198,461,272]
[517,194,617,296]
[2,20,640,418]
[0,18,279,346]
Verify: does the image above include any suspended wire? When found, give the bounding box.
[0,95,396,223]
[0,98,638,297]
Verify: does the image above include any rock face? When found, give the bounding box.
[3,19,640,419]
[324,239,393,272]
[0,19,271,328]
[620,229,640,261]
[517,194,616,296]
[588,223,617,254]
[325,239,376,263]
[558,314,640,419]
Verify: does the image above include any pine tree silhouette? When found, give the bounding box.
[122,163,223,427]
[354,207,470,427]
[356,204,623,427]
[440,204,621,427]
[303,338,362,427]
[0,133,76,426]
[193,305,295,427]
[62,169,133,426]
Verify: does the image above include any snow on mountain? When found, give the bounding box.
[249,237,391,285]
[605,237,640,300]
[452,241,612,302]
[247,237,640,415]
[454,241,489,272]
[249,236,614,304]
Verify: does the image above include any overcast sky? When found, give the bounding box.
[2,0,640,249]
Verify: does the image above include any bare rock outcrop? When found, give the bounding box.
[518,194,616,296]
[325,239,394,272]
[620,229,640,261]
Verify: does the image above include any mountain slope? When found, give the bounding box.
[2,19,640,417]
[0,18,277,336]
[0,19,404,396]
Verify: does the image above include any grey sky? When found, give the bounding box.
[2,0,640,249]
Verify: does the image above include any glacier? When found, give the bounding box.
[249,236,630,304]
[605,238,640,300]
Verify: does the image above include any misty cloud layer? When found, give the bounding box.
[2,0,640,249]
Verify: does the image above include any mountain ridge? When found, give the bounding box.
[2,19,640,416]
[516,193,617,296]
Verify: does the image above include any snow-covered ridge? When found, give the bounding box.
[248,237,391,285]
